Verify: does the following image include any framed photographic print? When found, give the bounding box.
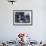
[13,10,32,25]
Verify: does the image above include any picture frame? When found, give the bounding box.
[13,10,33,25]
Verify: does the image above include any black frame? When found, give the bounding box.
[13,10,33,26]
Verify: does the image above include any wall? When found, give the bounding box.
[0,0,46,42]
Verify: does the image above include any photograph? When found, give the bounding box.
[13,10,32,25]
